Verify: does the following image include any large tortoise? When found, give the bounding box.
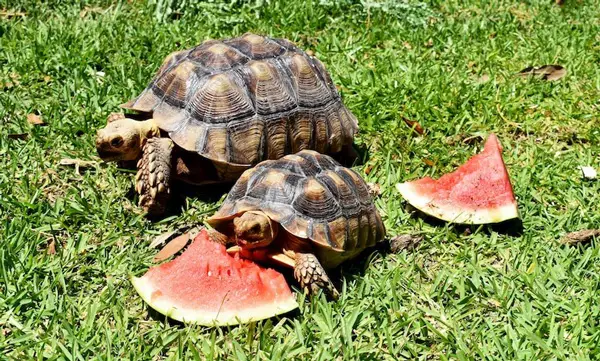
[206,150,385,298]
[95,33,359,215]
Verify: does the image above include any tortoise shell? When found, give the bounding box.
[122,33,358,169]
[207,150,385,264]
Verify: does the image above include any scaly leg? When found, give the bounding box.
[293,253,339,299]
[136,138,173,215]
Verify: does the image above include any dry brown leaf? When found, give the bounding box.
[422,158,435,167]
[79,6,104,18]
[446,133,464,146]
[59,158,97,168]
[517,65,567,81]
[6,73,21,88]
[306,49,315,57]
[149,230,177,248]
[390,234,423,253]
[47,240,56,255]
[0,9,26,18]
[487,299,501,308]
[561,229,600,245]
[59,158,98,175]
[8,133,28,140]
[153,233,191,262]
[543,66,567,81]
[462,134,484,145]
[402,117,425,135]
[27,113,45,125]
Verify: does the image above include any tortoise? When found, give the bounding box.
[95,33,359,215]
[206,150,385,298]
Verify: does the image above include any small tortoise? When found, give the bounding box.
[206,150,385,298]
[95,33,359,215]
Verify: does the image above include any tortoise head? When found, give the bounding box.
[95,118,159,162]
[233,211,278,249]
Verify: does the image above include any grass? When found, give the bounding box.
[1,0,599,359]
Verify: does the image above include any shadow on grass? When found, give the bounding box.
[126,181,233,221]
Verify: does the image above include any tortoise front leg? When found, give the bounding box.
[293,252,339,300]
[136,138,173,216]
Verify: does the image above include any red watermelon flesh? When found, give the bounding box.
[396,134,518,224]
[132,229,298,326]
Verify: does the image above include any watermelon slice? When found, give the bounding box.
[132,229,298,326]
[396,134,518,224]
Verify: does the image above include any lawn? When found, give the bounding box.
[1,0,600,359]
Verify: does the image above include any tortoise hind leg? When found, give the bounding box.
[136,138,173,216]
[293,253,339,300]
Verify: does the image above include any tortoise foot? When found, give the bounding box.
[294,253,339,300]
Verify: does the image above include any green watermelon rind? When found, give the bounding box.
[395,182,519,224]
[131,275,299,326]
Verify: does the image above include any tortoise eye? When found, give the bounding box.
[111,137,124,147]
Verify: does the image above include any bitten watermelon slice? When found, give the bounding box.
[396,134,518,224]
[132,229,298,326]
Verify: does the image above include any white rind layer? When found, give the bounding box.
[132,276,299,326]
[396,182,518,224]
